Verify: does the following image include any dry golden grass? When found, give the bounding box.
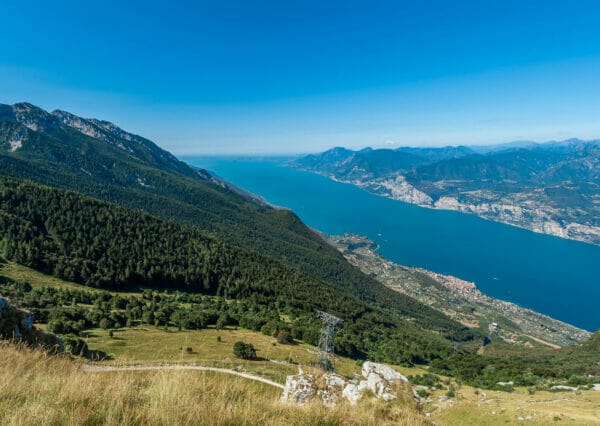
[427,384,600,425]
[0,342,430,426]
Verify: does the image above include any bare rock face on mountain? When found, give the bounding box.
[281,362,421,408]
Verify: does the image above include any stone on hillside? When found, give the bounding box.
[366,372,386,396]
[21,312,34,330]
[324,373,346,388]
[53,334,65,352]
[342,383,362,405]
[381,391,397,401]
[281,374,315,404]
[318,373,346,405]
[362,361,409,383]
[592,384,600,391]
[281,362,420,408]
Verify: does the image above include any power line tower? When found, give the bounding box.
[316,310,343,371]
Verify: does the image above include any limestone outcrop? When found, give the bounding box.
[281,361,421,408]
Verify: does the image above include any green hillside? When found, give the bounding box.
[2,103,597,388]
[0,102,471,328]
[0,174,469,364]
[1,169,598,389]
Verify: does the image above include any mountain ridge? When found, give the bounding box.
[292,141,600,245]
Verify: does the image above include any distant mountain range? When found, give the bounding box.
[292,140,600,245]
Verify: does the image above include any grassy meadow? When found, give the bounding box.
[0,342,429,426]
[431,386,600,425]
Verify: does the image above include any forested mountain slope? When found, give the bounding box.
[0,102,441,319]
[0,174,477,363]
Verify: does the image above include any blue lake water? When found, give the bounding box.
[183,156,600,332]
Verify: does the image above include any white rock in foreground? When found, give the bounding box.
[282,362,419,408]
[281,374,315,404]
[342,383,362,405]
[362,361,409,383]
[318,373,347,405]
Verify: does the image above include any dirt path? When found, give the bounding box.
[524,334,561,349]
[84,364,285,389]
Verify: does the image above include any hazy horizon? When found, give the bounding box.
[176,137,599,157]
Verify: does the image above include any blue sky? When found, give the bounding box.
[2,1,600,154]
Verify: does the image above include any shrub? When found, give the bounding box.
[260,321,277,337]
[233,341,256,360]
[408,373,441,388]
[446,384,456,398]
[62,334,88,356]
[416,389,430,398]
[276,330,290,344]
[185,347,193,353]
[99,318,111,329]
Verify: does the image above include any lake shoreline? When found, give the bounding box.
[291,165,600,248]
[327,233,592,345]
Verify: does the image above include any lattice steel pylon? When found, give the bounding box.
[316,310,343,370]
